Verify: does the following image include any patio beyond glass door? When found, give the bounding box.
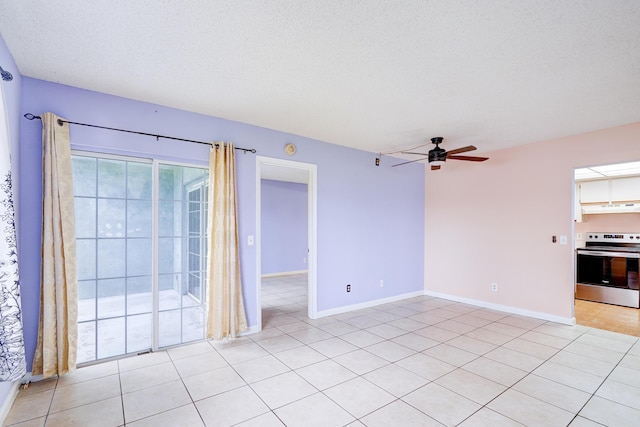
[73,154,208,364]
[158,165,208,348]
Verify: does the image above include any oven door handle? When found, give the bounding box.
[577,250,640,258]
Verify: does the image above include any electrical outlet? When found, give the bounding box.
[491,283,498,292]
[380,279,384,287]
[346,284,351,292]
[576,233,583,240]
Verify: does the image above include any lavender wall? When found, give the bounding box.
[0,34,22,409]
[261,180,308,275]
[18,78,425,371]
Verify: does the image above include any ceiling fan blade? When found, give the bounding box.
[401,151,429,156]
[431,165,441,171]
[447,155,489,162]
[446,145,477,156]
[392,156,429,167]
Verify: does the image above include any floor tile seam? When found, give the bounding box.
[397,388,483,427]
[254,336,307,354]
[546,353,617,378]
[232,409,283,427]
[319,377,398,420]
[512,371,601,414]
[432,368,506,404]
[580,344,640,414]
[6,386,54,426]
[118,366,126,426]
[561,344,626,364]
[492,330,566,361]
[361,333,420,353]
[245,379,322,413]
[443,337,499,356]
[475,370,581,424]
[171,351,246,405]
[515,333,574,351]
[454,392,525,427]
[529,327,590,342]
[45,388,123,417]
[461,330,515,347]
[575,336,637,354]
[481,351,545,373]
[123,401,198,426]
[170,351,231,381]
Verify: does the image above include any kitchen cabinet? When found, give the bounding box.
[579,180,610,203]
[611,176,640,202]
[579,176,640,204]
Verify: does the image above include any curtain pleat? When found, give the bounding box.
[206,143,248,339]
[0,83,26,382]
[32,112,78,379]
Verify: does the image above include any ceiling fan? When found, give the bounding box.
[392,137,489,170]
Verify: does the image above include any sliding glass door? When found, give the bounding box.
[73,154,208,364]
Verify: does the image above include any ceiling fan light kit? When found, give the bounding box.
[392,137,489,169]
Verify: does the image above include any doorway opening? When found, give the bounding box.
[573,161,640,336]
[256,156,318,330]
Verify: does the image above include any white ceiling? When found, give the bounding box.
[1,1,639,157]
[575,161,640,181]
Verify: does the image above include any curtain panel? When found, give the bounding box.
[0,83,26,382]
[32,112,78,379]
[206,142,248,340]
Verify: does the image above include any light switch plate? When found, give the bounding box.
[248,235,254,246]
[560,235,568,245]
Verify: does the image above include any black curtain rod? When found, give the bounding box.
[23,113,257,154]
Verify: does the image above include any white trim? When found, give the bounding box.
[239,325,261,336]
[0,380,21,425]
[423,290,576,325]
[316,291,425,318]
[256,156,319,331]
[151,160,160,351]
[261,270,308,278]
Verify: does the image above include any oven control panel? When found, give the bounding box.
[586,233,640,243]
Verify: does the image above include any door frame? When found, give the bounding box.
[256,156,318,328]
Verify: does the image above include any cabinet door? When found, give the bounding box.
[579,180,610,203]
[611,176,640,202]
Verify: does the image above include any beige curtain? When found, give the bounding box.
[206,142,248,339]
[32,112,78,379]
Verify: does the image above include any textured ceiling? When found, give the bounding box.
[1,1,639,156]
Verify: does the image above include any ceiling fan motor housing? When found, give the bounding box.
[428,148,446,163]
[429,137,447,163]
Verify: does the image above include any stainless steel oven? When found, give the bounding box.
[576,233,640,308]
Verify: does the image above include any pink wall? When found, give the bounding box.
[424,122,640,322]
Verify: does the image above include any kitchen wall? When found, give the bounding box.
[261,179,308,275]
[575,213,640,245]
[0,33,22,420]
[425,122,640,323]
[18,77,425,372]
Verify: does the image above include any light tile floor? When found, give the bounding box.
[7,273,640,426]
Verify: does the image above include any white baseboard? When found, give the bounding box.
[261,270,308,278]
[316,290,425,318]
[0,380,21,425]
[424,290,575,325]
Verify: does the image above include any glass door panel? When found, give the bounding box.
[74,156,154,364]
